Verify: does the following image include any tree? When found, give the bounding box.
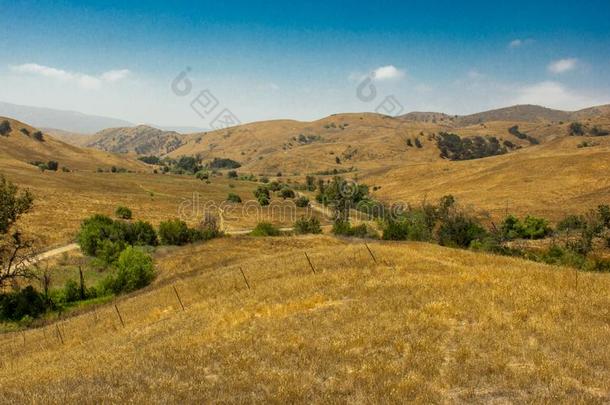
[0,176,35,288]
[569,122,585,136]
[0,120,11,136]
[32,131,44,141]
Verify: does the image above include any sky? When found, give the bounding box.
[1,0,610,127]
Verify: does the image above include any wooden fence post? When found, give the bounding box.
[173,285,185,311]
[364,243,377,264]
[114,304,125,327]
[55,324,64,345]
[239,267,251,290]
[304,252,316,274]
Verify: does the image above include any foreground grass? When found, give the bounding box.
[0,236,609,402]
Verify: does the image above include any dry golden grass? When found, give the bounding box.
[1,236,608,403]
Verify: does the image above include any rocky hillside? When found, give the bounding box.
[87,125,188,155]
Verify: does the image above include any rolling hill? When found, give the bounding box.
[1,235,608,402]
[399,104,610,126]
[86,125,187,156]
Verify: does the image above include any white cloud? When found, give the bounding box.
[509,39,523,48]
[512,81,601,110]
[548,58,578,74]
[372,65,405,81]
[10,63,131,90]
[101,69,131,82]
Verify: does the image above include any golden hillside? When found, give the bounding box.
[0,117,146,172]
[1,236,608,402]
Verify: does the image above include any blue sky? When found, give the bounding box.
[1,0,609,127]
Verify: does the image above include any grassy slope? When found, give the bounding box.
[0,236,608,402]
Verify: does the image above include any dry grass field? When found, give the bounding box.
[0,235,608,403]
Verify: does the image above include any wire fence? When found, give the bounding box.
[0,242,391,368]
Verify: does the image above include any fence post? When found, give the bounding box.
[173,285,185,311]
[364,243,377,264]
[304,252,316,274]
[114,304,125,327]
[239,267,251,290]
[56,324,64,345]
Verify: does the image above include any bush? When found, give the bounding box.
[332,220,378,238]
[209,157,241,169]
[78,215,157,262]
[158,219,191,245]
[47,161,58,171]
[254,186,271,206]
[500,215,551,240]
[0,120,11,136]
[250,222,281,236]
[129,220,158,246]
[569,122,585,136]
[0,286,47,321]
[115,206,133,219]
[227,193,242,203]
[104,247,155,294]
[294,217,322,234]
[437,214,486,248]
[195,170,209,180]
[279,188,295,199]
[295,196,310,207]
[32,131,44,141]
[227,170,238,178]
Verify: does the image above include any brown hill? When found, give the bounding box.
[400,104,610,127]
[87,125,187,155]
[0,117,145,172]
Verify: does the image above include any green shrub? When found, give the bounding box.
[105,247,155,293]
[382,219,410,240]
[227,170,238,178]
[227,193,242,203]
[0,286,47,321]
[294,217,322,234]
[47,161,59,171]
[209,157,241,169]
[77,214,120,257]
[437,214,486,248]
[129,220,158,246]
[115,206,133,219]
[332,220,378,238]
[195,170,209,180]
[279,188,295,199]
[500,215,551,240]
[250,222,281,236]
[158,219,191,245]
[295,196,310,207]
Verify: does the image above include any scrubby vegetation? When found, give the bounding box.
[508,125,539,145]
[115,206,133,219]
[436,132,507,160]
[250,222,281,236]
[226,192,242,203]
[293,217,322,235]
[209,157,241,169]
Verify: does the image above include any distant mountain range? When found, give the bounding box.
[0,101,207,134]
